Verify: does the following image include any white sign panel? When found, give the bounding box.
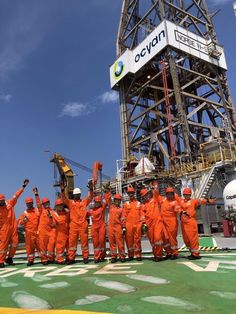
[110,19,227,88]
[166,20,227,71]
[110,20,167,88]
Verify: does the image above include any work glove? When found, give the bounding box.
[122,227,126,236]
[87,180,94,191]
[33,187,38,196]
[141,223,147,234]
[23,179,29,188]
[47,209,52,218]
[23,216,28,223]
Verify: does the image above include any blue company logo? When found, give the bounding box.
[114,60,125,79]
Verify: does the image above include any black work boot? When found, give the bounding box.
[5,257,14,265]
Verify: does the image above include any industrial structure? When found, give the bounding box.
[110,0,236,233]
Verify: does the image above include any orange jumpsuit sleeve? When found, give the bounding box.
[82,190,94,208]
[18,213,26,226]
[51,210,62,224]
[7,187,24,207]
[153,189,164,204]
[61,192,71,208]
[104,192,112,205]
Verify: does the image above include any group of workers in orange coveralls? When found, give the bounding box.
[0,179,215,268]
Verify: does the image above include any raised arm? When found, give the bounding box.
[8,179,29,207]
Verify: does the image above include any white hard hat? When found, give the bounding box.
[73,188,81,195]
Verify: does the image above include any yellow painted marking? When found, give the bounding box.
[0,308,111,314]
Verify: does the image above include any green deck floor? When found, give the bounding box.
[1,252,236,314]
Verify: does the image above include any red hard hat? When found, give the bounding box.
[183,187,192,195]
[25,197,33,204]
[114,193,122,200]
[127,187,135,193]
[0,194,5,201]
[166,186,174,193]
[140,189,148,197]
[41,197,50,204]
[94,196,102,202]
[55,198,63,206]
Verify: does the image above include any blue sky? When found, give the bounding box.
[0,0,235,216]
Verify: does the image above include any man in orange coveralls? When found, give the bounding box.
[155,186,182,260]
[122,186,142,261]
[140,188,166,262]
[18,196,40,266]
[34,188,61,265]
[180,187,216,260]
[108,193,126,263]
[5,213,19,265]
[88,193,110,263]
[54,198,70,264]
[0,179,29,268]
[61,181,93,264]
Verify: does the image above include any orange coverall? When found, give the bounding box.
[18,208,40,263]
[61,191,93,261]
[141,196,165,258]
[122,200,142,259]
[0,188,24,264]
[55,209,70,263]
[6,214,18,260]
[180,199,207,257]
[88,194,110,261]
[156,193,181,257]
[108,204,126,260]
[36,196,61,263]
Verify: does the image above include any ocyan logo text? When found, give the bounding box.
[134,30,165,63]
[226,194,236,200]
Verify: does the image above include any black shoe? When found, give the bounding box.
[152,257,165,262]
[66,259,75,265]
[48,260,55,264]
[170,255,178,260]
[111,258,117,263]
[99,258,106,262]
[94,259,100,263]
[56,261,65,265]
[120,258,126,263]
[83,258,89,264]
[5,257,14,265]
[165,255,172,260]
[0,263,5,268]
[136,257,142,261]
[188,255,201,260]
[42,261,48,265]
[128,257,134,261]
[27,261,34,267]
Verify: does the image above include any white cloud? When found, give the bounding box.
[60,102,93,118]
[99,91,119,104]
[0,93,12,102]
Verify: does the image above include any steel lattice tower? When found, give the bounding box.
[111,0,236,173]
[110,0,236,233]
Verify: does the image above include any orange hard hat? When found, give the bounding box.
[166,186,174,193]
[140,189,148,197]
[127,187,135,193]
[41,198,50,204]
[55,198,63,206]
[114,193,122,200]
[183,187,192,195]
[94,196,102,202]
[0,194,5,201]
[25,197,33,204]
